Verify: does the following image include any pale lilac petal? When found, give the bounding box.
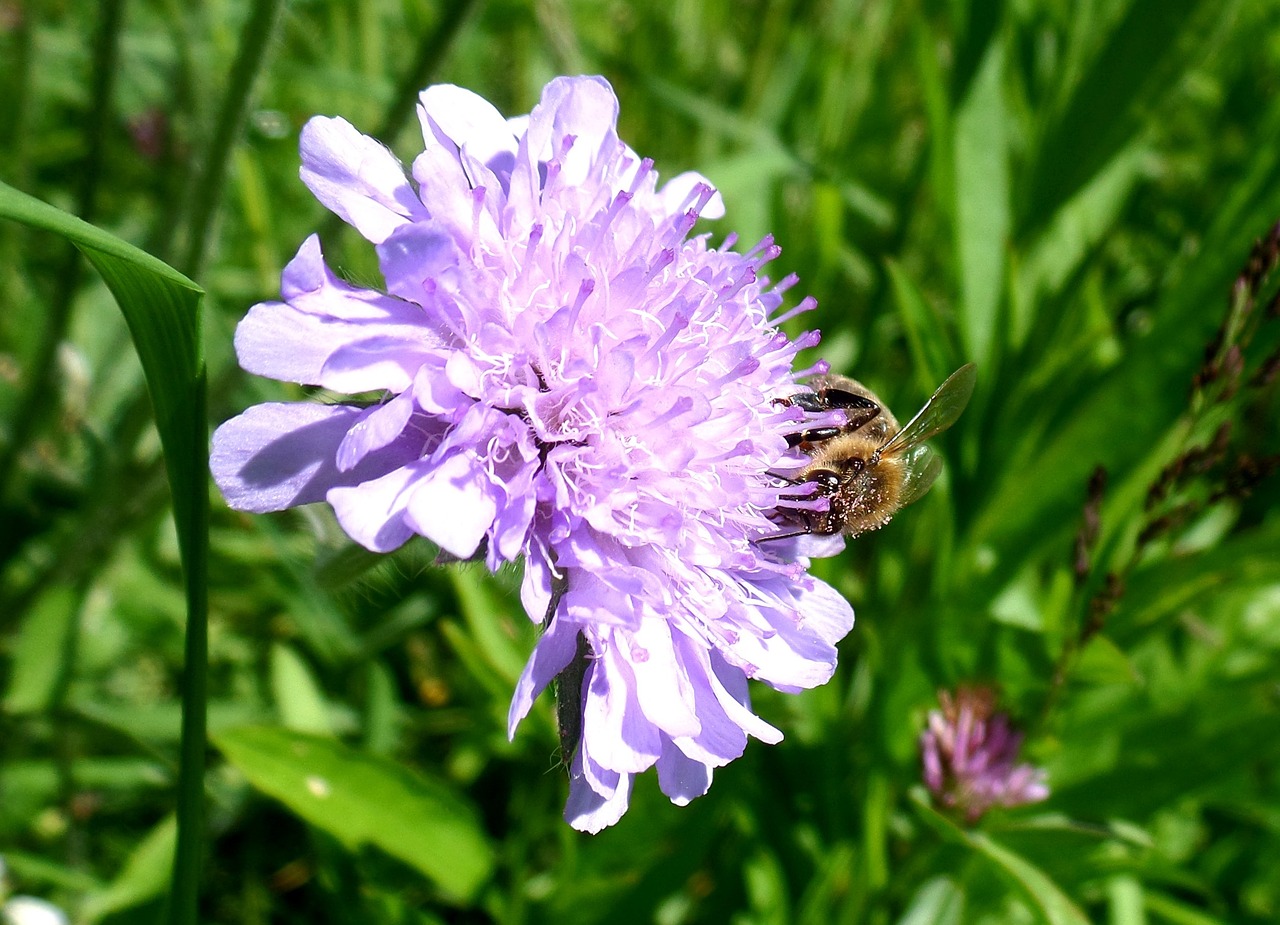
[518,547,554,626]
[335,390,415,472]
[403,452,499,558]
[580,633,662,773]
[656,742,712,805]
[326,462,429,553]
[565,753,632,834]
[300,117,427,243]
[794,578,856,645]
[319,334,444,394]
[659,171,726,219]
[507,613,580,738]
[791,532,846,559]
[628,618,701,738]
[212,403,417,513]
[707,649,783,745]
[410,145,502,247]
[418,84,518,188]
[535,76,620,187]
[236,238,447,389]
[376,220,462,304]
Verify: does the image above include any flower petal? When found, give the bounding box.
[377,220,464,305]
[335,390,416,472]
[326,461,430,553]
[212,403,417,514]
[656,741,712,806]
[403,452,499,558]
[564,753,632,834]
[658,171,726,220]
[300,116,427,243]
[236,236,448,390]
[507,611,579,738]
[580,630,662,773]
[418,84,518,189]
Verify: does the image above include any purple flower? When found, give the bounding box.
[212,76,855,832]
[921,686,1050,823]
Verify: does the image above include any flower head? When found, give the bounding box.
[920,686,1050,823]
[212,75,854,831]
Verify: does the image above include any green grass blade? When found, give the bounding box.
[912,791,1091,925]
[0,180,208,925]
[1024,0,1217,227]
[953,39,1010,370]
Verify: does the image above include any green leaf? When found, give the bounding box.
[363,661,403,755]
[82,814,176,922]
[1110,521,1280,638]
[1014,143,1149,343]
[795,842,858,925]
[1071,634,1141,687]
[0,181,205,560]
[1105,875,1145,925]
[270,643,334,735]
[0,851,103,894]
[742,847,791,925]
[450,568,529,686]
[964,831,1092,925]
[214,725,495,903]
[1142,891,1232,925]
[2,585,79,714]
[895,876,965,925]
[953,39,1010,369]
[885,258,956,394]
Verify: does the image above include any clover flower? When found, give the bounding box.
[921,686,1049,823]
[212,76,855,832]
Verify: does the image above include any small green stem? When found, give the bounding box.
[163,5,287,920]
[162,371,210,925]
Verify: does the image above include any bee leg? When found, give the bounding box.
[784,426,843,448]
[774,392,829,412]
[756,522,814,543]
[819,389,881,431]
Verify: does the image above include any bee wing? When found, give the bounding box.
[877,363,976,458]
[894,443,944,508]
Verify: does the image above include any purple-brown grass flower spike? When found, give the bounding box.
[211,76,855,832]
[920,686,1049,823]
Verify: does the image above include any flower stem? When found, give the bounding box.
[165,3,287,921]
[162,370,210,925]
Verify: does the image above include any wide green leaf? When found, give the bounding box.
[81,815,177,923]
[214,725,496,903]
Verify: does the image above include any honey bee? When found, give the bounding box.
[769,363,977,539]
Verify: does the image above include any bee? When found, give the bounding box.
[769,363,977,539]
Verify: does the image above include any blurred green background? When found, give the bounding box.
[3,0,1280,922]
